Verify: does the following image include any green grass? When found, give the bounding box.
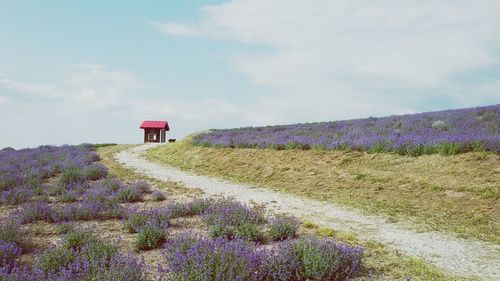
[147,138,500,244]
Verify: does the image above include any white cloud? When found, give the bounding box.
[0,77,61,99]
[0,64,251,148]
[154,22,200,37]
[158,0,500,121]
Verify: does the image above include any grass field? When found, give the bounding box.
[147,138,500,244]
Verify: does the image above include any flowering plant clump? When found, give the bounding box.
[135,223,168,251]
[124,207,171,233]
[292,237,364,280]
[161,234,364,281]
[0,226,149,281]
[151,190,166,201]
[203,197,266,227]
[193,104,500,155]
[0,223,26,251]
[130,180,152,194]
[166,198,214,218]
[0,144,105,206]
[1,252,149,281]
[268,214,300,241]
[161,236,261,281]
[0,240,22,268]
[202,198,266,241]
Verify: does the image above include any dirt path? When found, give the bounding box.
[116,144,500,280]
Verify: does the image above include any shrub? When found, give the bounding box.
[293,237,364,280]
[0,175,18,192]
[436,142,462,156]
[62,230,98,250]
[167,198,213,218]
[259,241,301,281]
[162,236,260,281]
[1,186,33,205]
[162,233,200,258]
[50,201,124,222]
[236,223,264,242]
[130,180,151,194]
[0,240,22,268]
[92,254,148,281]
[115,187,142,203]
[151,190,166,201]
[82,163,108,181]
[369,142,391,153]
[58,167,83,186]
[124,212,150,233]
[189,198,214,214]
[36,247,75,273]
[58,192,78,203]
[47,184,66,196]
[135,223,167,251]
[14,201,53,224]
[54,223,76,235]
[100,177,124,193]
[82,186,114,205]
[210,224,236,239]
[203,198,266,242]
[80,240,117,261]
[124,208,171,234]
[203,197,266,227]
[268,215,300,241]
[2,253,148,281]
[0,223,25,248]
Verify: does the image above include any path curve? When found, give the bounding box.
[116,144,500,280]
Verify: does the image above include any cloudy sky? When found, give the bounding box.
[1,0,499,148]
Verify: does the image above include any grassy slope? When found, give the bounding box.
[103,144,466,280]
[147,138,500,244]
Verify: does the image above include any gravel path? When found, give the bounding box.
[117,144,500,280]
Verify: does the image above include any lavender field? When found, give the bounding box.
[193,104,500,155]
[0,145,365,281]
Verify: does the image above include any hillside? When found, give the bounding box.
[148,135,500,244]
[193,104,500,156]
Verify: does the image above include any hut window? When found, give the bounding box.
[147,133,157,141]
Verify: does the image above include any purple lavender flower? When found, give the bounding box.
[268,214,300,241]
[162,235,262,281]
[193,104,500,155]
[0,240,22,268]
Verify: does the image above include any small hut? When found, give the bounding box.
[140,120,169,143]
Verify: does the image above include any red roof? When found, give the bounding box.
[140,120,169,130]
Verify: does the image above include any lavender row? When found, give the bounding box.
[0,226,148,281]
[193,104,500,155]
[0,144,107,205]
[161,234,364,281]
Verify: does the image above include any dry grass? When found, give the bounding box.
[98,144,201,197]
[299,221,464,281]
[147,138,500,244]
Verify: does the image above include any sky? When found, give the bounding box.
[1,0,499,149]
